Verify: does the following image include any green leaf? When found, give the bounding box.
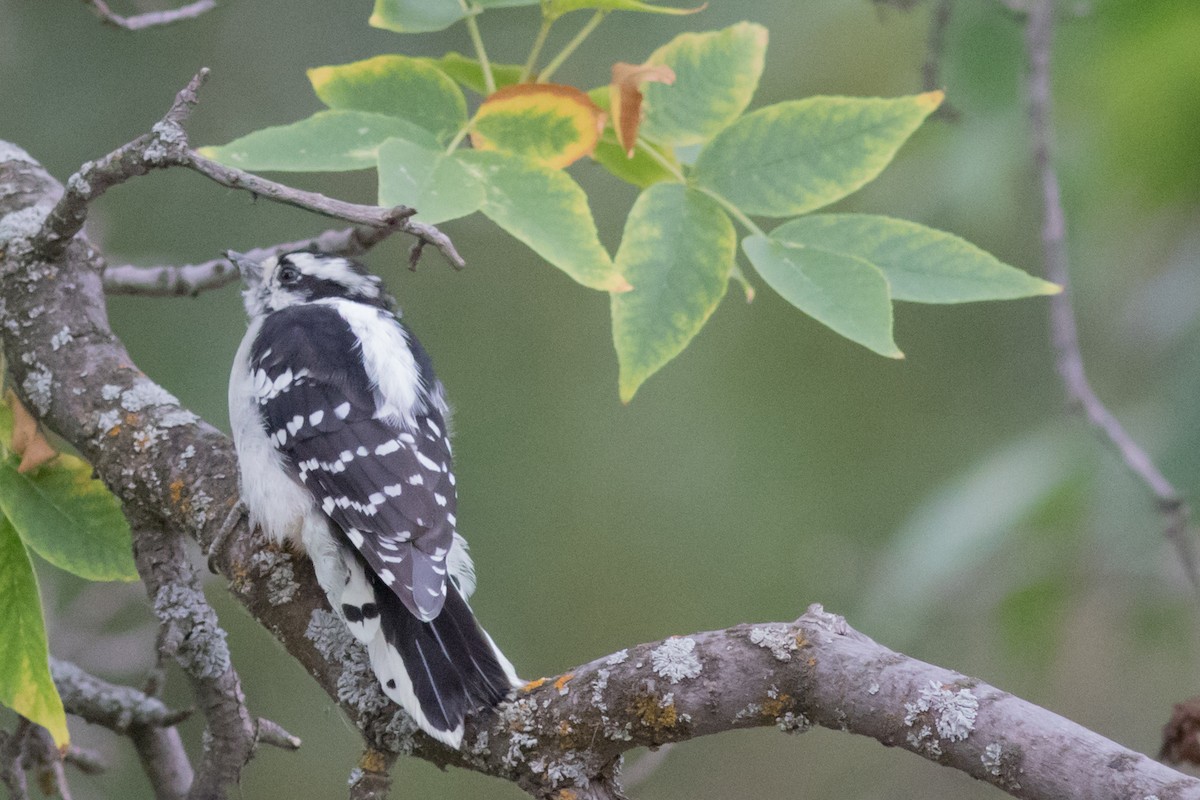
[457,150,628,292]
[639,22,768,147]
[612,184,735,402]
[0,520,68,747]
[369,0,464,32]
[742,235,900,358]
[308,55,467,142]
[0,405,137,582]
[378,138,485,224]
[197,110,438,172]
[591,131,676,188]
[694,92,944,217]
[428,52,524,95]
[772,214,1060,303]
[543,0,704,19]
[369,0,534,32]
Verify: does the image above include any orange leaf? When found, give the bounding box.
[610,63,675,157]
[471,84,605,169]
[5,391,58,474]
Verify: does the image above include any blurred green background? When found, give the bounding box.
[3,0,1200,797]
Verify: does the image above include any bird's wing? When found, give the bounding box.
[248,304,456,621]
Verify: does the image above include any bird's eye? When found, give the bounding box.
[278,265,301,284]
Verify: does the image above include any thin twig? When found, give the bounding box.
[922,0,960,121]
[103,226,398,297]
[62,746,107,777]
[51,657,194,800]
[31,69,465,270]
[27,727,72,800]
[85,0,217,30]
[0,719,32,800]
[255,719,301,752]
[1024,0,1199,592]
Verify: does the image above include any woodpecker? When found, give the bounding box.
[227,249,519,747]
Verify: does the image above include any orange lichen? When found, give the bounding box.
[553,673,574,692]
[358,748,389,773]
[794,632,808,649]
[761,692,793,719]
[555,790,578,800]
[522,677,547,693]
[632,694,678,733]
[169,479,185,505]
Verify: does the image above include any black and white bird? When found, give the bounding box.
[227,249,519,747]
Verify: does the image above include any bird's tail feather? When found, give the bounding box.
[367,575,518,748]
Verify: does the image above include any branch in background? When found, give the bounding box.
[921,0,960,121]
[103,226,398,297]
[30,70,464,270]
[4,117,1200,799]
[132,523,300,800]
[53,656,194,800]
[85,0,217,31]
[26,727,72,800]
[1023,0,1199,593]
[0,719,31,800]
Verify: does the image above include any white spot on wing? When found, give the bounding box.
[375,439,401,456]
[334,401,351,419]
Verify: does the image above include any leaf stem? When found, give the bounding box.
[729,263,757,302]
[461,2,496,94]
[538,10,608,83]
[695,185,766,239]
[634,137,687,182]
[520,18,554,83]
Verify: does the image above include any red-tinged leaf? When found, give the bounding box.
[610,62,676,156]
[471,83,605,169]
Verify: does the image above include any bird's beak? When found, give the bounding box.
[225,250,263,287]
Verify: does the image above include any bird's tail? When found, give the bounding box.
[366,574,519,748]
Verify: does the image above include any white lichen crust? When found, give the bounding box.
[903,680,979,752]
[749,624,798,662]
[650,637,702,684]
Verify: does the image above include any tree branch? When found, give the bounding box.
[1023,0,1199,592]
[3,121,1198,799]
[30,70,464,270]
[85,0,217,31]
[102,226,397,297]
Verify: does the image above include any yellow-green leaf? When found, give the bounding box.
[471,83,604,169]
[612,184,735,402]
[457,150,628,292]
[197,110,438,172]
[425,53,524,95]
[640,22,768,147]
[743,235,901,358]
[308,55,468,142]
[0,520,68,747]
[771,214,1061,303]
[590,131,677,188]
[378,137,485,224]
[694,92,943,217]
[0,404,137,582]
